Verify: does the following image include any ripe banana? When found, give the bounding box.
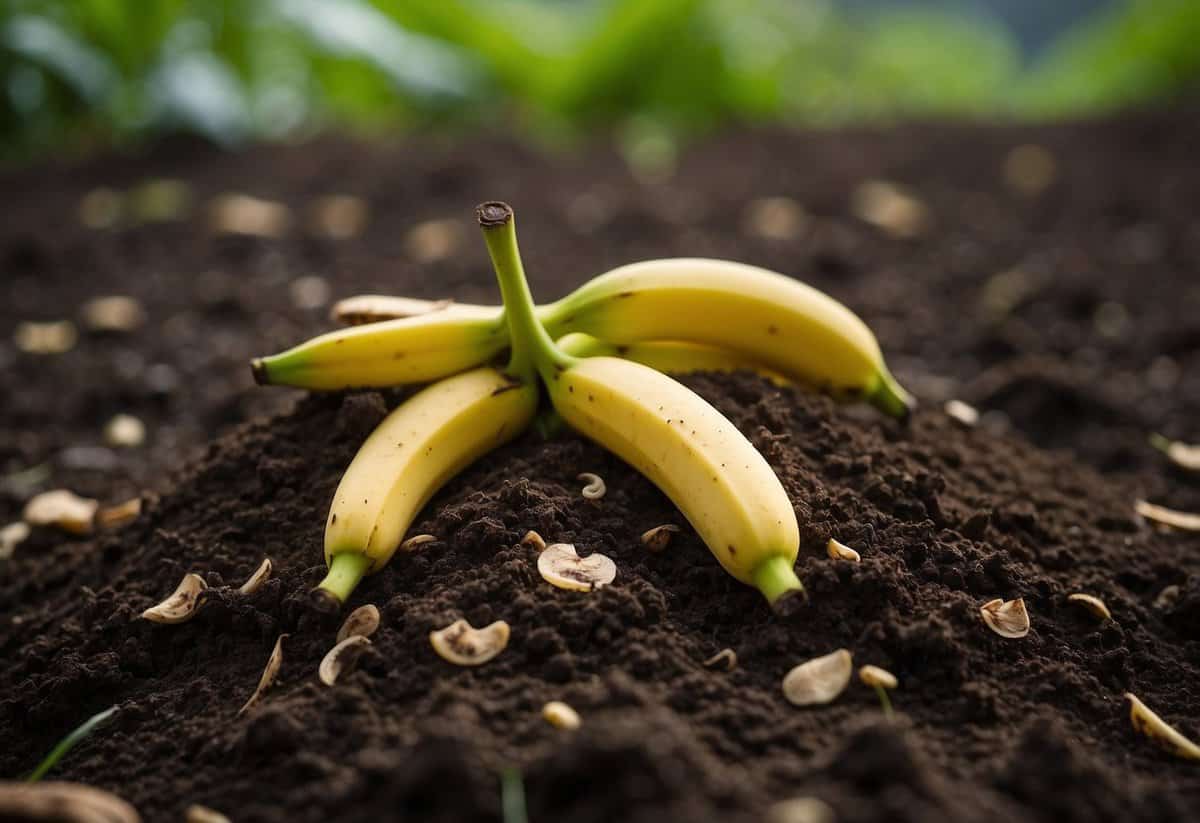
[480,202,804,609]
[324,260,911,417]
[314,366,539,606]
[555,332,788,384]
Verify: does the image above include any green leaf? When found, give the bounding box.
[25,705,119,783]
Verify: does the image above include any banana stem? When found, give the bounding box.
[477,202,573,383]
[314,552,371,609]
[751,555,805,610]
[871,369,915,420]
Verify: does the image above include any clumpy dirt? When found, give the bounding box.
[1,112,1199,821]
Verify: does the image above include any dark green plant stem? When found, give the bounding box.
[501,767,529,823]
[25,705,118,782]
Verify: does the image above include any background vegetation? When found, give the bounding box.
[1,0,1197,161]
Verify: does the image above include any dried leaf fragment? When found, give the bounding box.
[577,472,606,500]
[238,557,273,595]
[1067,593,1112,621]
[945,399,980,427]
[23,490,99,535]
[401,534,437,552]
[980,598,1030,638]
[210,193,290,237]
[542,701,581,730]
[859,665,898,690]
[186,805,232,823]
[641,524,680,553]
[1125,693,1200,761]
[142,573,207,624]
[0,781,140,823]
[430,618,509,666]
[319,635,372,685]
[96,497,142,530]
[538,543,617,591]
[0,522,31,560]
[826,538,861,563]
[238,634,287,716]
[337,604,381,643]
[1135,500,1200,531]
[703,648,738,672]
[15,320,78,354]
[1149,434,1200,471]
[521,530,547,551]
[782,649,853,707]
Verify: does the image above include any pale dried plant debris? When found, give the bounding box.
[82,296,146,333]
[980,598,1030,639]
[0,522,31,560]
[337,604,381,643]
[743,196,808,241]
[703,648,738,672]
[96,497,142,530]
[404,218,462,263]
[186,804,232,823]
[401,534,437,551]
[1135,500,1200,531]
[542,700,582,730]
[142,573,208,624]
[945,399,980,427]
[1125,693,1200,761]
[310,194,368,239]
[79,187,124,229]
[15,320,78,355]
[1004,144,1058,196]
[210,193,290,237]
[289,275,332,311]
[859,665,898,690]
[521,530,547,551]
[430,618,510,666]
[23,489,99,535]
[238,634,287,716]
[538,543,617,591]
[238,557,273,595]
[1067,593,1112,621]
[319,635,372,686]
[765,796,836,823]
[826,538,861,563]
[641,524,680,552]
[104,414,146,447]
[0,782,140,823]
[782,649,853,707]
[1154,585,1180,611]
[1149,434,1200,471]
[850,180,928,238]
[577,472,606,500]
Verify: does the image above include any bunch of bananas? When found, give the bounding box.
[251,202,913,612]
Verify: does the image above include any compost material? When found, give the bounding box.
[2,113,1198,822]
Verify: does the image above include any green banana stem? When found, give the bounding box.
[871,369,916,420]
[314,552,371,610]
[477,202,574,383]
[751,555,805,611]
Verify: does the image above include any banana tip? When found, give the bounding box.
[771,587,808,618]
[308,587,343,614]
[250,358,268,386]
[476,201,513,228]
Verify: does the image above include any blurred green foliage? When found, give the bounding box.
[1,0,1197,161]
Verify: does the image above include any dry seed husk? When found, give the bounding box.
[859,664,898,689]
[96,497,142,530]
[141,573,207,624]
[429,619,509,666]
[238,557,273,595]
[537,543,617,591]
[1067,593,1112,621]
[945,399,980,427]
[542,701,581,730]
[703,648,738,672]
[521,530,547,551]
[82,296,146,333]
[210,193,290,237]
[782,649,853,707]
[401,534,436,551]
[186,805,231,823]
[319,635,371,686]
[0,781,140,823]
[238,634,287,716]
[765,796,836,823]
[1125,693,1200,761]
[577,472,606,500]
[1154,585,1180,610]
[1135,500,1200,531]
[826,538,861,563]
[641,524,680,553]
[0,522,31,560]
[980,598,1030,638]
[15,320,78,354]
[850,180,928,238]
[104,414,146,448]
[23,489,99,535]
[337,604,381,643]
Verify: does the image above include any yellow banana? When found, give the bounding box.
[314,366,538,607]
[555,332,788,384]
[317,258,911,416]
[480,202,803,610]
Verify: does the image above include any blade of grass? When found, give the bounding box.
[501,767,529,823]
[25,705,119,782]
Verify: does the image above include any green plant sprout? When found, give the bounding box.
[25,705,118,782]
[501,767,529,823]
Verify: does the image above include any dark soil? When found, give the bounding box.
[2,112,1199,822]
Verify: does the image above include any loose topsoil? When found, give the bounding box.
[1,112,1198,822]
